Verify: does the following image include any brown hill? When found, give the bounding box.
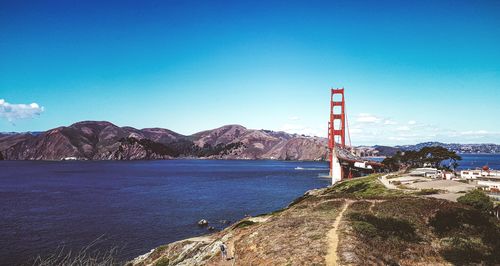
[0,121,328,161]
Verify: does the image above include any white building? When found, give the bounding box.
[461,169,500,180]
[477,180,500,192]
[441,171,455,180]
[410,168,439,178]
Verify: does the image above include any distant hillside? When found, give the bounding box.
[0,121,328,161]
[353,142,500,157]
[397,142,500,154]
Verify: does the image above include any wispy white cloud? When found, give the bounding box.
[347,112,500,145]
[0,99,44,123]
[384,119,397,125]
[288,116,301,121]
[356,113,381,123]
[280,123,323,137]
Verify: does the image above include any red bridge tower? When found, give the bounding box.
[328,88,346,182]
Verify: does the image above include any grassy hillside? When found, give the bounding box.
[131,175,500,266]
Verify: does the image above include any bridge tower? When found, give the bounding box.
[328,88,346,184]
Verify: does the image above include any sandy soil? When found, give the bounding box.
[326,201,352,266]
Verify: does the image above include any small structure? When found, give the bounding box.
[461,169,483,179]
[409,168,439,178]
[477,180,500,193]
[461,166,500,180]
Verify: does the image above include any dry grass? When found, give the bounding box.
[32,236,120,266]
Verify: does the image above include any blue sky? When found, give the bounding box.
[1,0,499,145]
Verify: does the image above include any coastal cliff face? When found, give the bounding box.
[0,121,328,161]
[130,175,500,266]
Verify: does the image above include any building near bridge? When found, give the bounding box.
[477,180,500,193]
[460,167,500,180]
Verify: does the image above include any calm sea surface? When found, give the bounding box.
[455,154,500,170]
[0,160,330,265]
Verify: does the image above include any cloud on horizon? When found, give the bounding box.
[348,112,500,145]
[0,99,44,123]
[275,112,500,145]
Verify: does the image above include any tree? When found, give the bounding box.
[381,156,400,172]
[457,190,494,213]
[419,146,461,169]
[382,146,461,171]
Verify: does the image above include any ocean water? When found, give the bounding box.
[0,160,330,265]
[455,154,500,170]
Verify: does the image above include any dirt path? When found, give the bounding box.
[325,201,351,266]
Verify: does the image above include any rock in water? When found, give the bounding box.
[197,219,208,226]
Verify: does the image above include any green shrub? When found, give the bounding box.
[457,190,494,213]
[233,220,256,229]
[351,221,377,237]
[314,200,344,212]
[415,188,441,195]
[348,212,418,241]
[440,237,487,264]
[154,257,169,266]
[325,175,403,199]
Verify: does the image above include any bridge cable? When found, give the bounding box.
[345,105,352,148]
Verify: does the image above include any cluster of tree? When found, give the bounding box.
[119,137,180,157]
[193,142,244,157]
[118,137,245,158]
[382,146,462,172]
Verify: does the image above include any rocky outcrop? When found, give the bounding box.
[0,121,328,161]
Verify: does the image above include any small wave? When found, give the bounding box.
[294,167,329,171]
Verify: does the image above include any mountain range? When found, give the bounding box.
[0,121,328,161]
[1,121,499,161]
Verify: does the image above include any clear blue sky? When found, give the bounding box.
[1,0,499,145]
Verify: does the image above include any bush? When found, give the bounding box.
[351,221,377,237]
[154,257,170,266]
[233,220,256,229]
[457,190,494,213]
[325,174,403,199]
[440,237,485,264]
[415,188,441,195]
[348,212,418,242]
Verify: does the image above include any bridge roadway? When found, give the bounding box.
[335,147,383,167]
[331,146,383,183]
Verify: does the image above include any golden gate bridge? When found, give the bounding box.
[328,88,383,184]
